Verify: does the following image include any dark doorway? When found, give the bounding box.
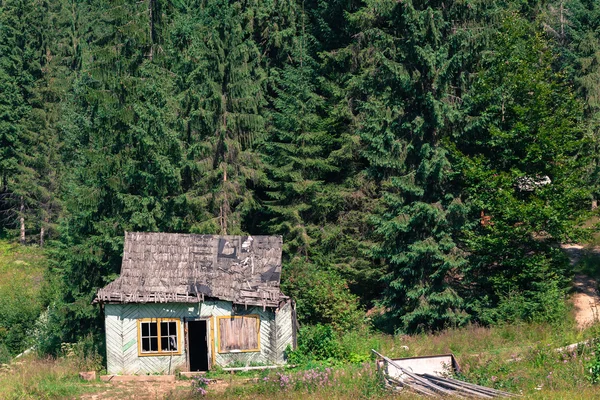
[188,320,209,371]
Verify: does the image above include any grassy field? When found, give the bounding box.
[0,356,104,400]
[205,322,600,399]
[0,240,48,362]
[1,320,600,398]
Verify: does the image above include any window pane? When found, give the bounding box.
[150,322,157,336]
[150,338,158,352]
[142,338,150,352]
[160,322,168,336]
[141,323,149,337]
[161,337,169,352]
[169,322,176,336]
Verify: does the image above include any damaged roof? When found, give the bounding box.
[95,232,285,308]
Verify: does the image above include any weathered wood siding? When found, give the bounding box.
[274,300,295,364]
[105,301,287,375]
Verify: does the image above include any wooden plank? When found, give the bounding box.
[105,305,124,374]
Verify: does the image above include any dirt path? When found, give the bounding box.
[572,274,599,328]
[78,378,237,400]
[561,244,600,328]
[79,380,191,400]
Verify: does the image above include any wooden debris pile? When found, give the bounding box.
[372,350,519,398]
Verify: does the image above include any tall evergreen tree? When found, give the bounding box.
[338,0,500,332]
[259,15,368,328]
[171,0,267,235]
[540,0,600,204]
[263,37,338,255]
[50,0,184,346]
[0,0,56,243]
[453,15,589,323]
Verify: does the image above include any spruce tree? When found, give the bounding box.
[0,0,55,242]
[171,0,267,235]
[262,35,337,255]
[50,0,184,346]
[339,0,499,332]
[454,15,589,323]
[541,0,600,205]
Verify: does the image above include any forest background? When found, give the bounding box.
[1,0,600,362]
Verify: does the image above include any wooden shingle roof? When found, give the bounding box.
[95,232,285,308]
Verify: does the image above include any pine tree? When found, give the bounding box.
[0,0,56,243]
[541,0,600,205]
[50,0,184,346]
[262,34,336,254]
[339,0,500,332]
[171,0,267,235]
[454,14,588,323]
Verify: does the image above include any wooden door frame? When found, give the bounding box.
[184,317,212,372]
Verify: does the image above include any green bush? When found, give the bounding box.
[588,343,600,384]
[473,278,569,326]
[287,324,346,365]
[282,259,365,332]
[0,343,10,364]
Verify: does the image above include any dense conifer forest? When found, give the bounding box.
[1,0,600,358]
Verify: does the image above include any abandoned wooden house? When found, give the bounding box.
[94,232,296,375]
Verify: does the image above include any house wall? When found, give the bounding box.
[104,300,294,375]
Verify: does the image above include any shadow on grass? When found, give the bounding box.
[575,252,600,282]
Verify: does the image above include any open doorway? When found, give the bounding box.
[188,320,209,371]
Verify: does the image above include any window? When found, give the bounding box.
[137,318,181,356]
[217,315,260,353]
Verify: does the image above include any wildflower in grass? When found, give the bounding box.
[273,371,293,389]
[191,375,210,397]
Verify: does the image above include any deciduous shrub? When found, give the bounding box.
[587,343,600,384]
[282,259,365,332]
[287,324,346,365]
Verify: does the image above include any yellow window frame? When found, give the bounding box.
[137,318,182,357]
[217,315,261,353]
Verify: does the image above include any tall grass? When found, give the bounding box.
[195,363,402,400]
[337,317,591,361]
[0,240,47,362]
[0,354,103,399]
[202,320,600,399]
[3,317,600,399]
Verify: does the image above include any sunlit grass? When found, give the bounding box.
[200,321,600,399]
[3,320,600,399]
[0,240,48,362]
[0,355,104,400]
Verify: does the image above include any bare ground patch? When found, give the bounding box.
[562,244,600,328]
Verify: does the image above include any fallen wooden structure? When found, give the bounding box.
[372,350,519,398]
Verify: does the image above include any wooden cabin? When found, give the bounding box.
[94,232,296,375]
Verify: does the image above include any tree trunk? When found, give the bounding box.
[40,217,47,247]
[148,0,154,60]
[20,197,25,245]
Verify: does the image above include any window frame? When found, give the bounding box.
[137,318,182,357]
[216,314,261,353]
